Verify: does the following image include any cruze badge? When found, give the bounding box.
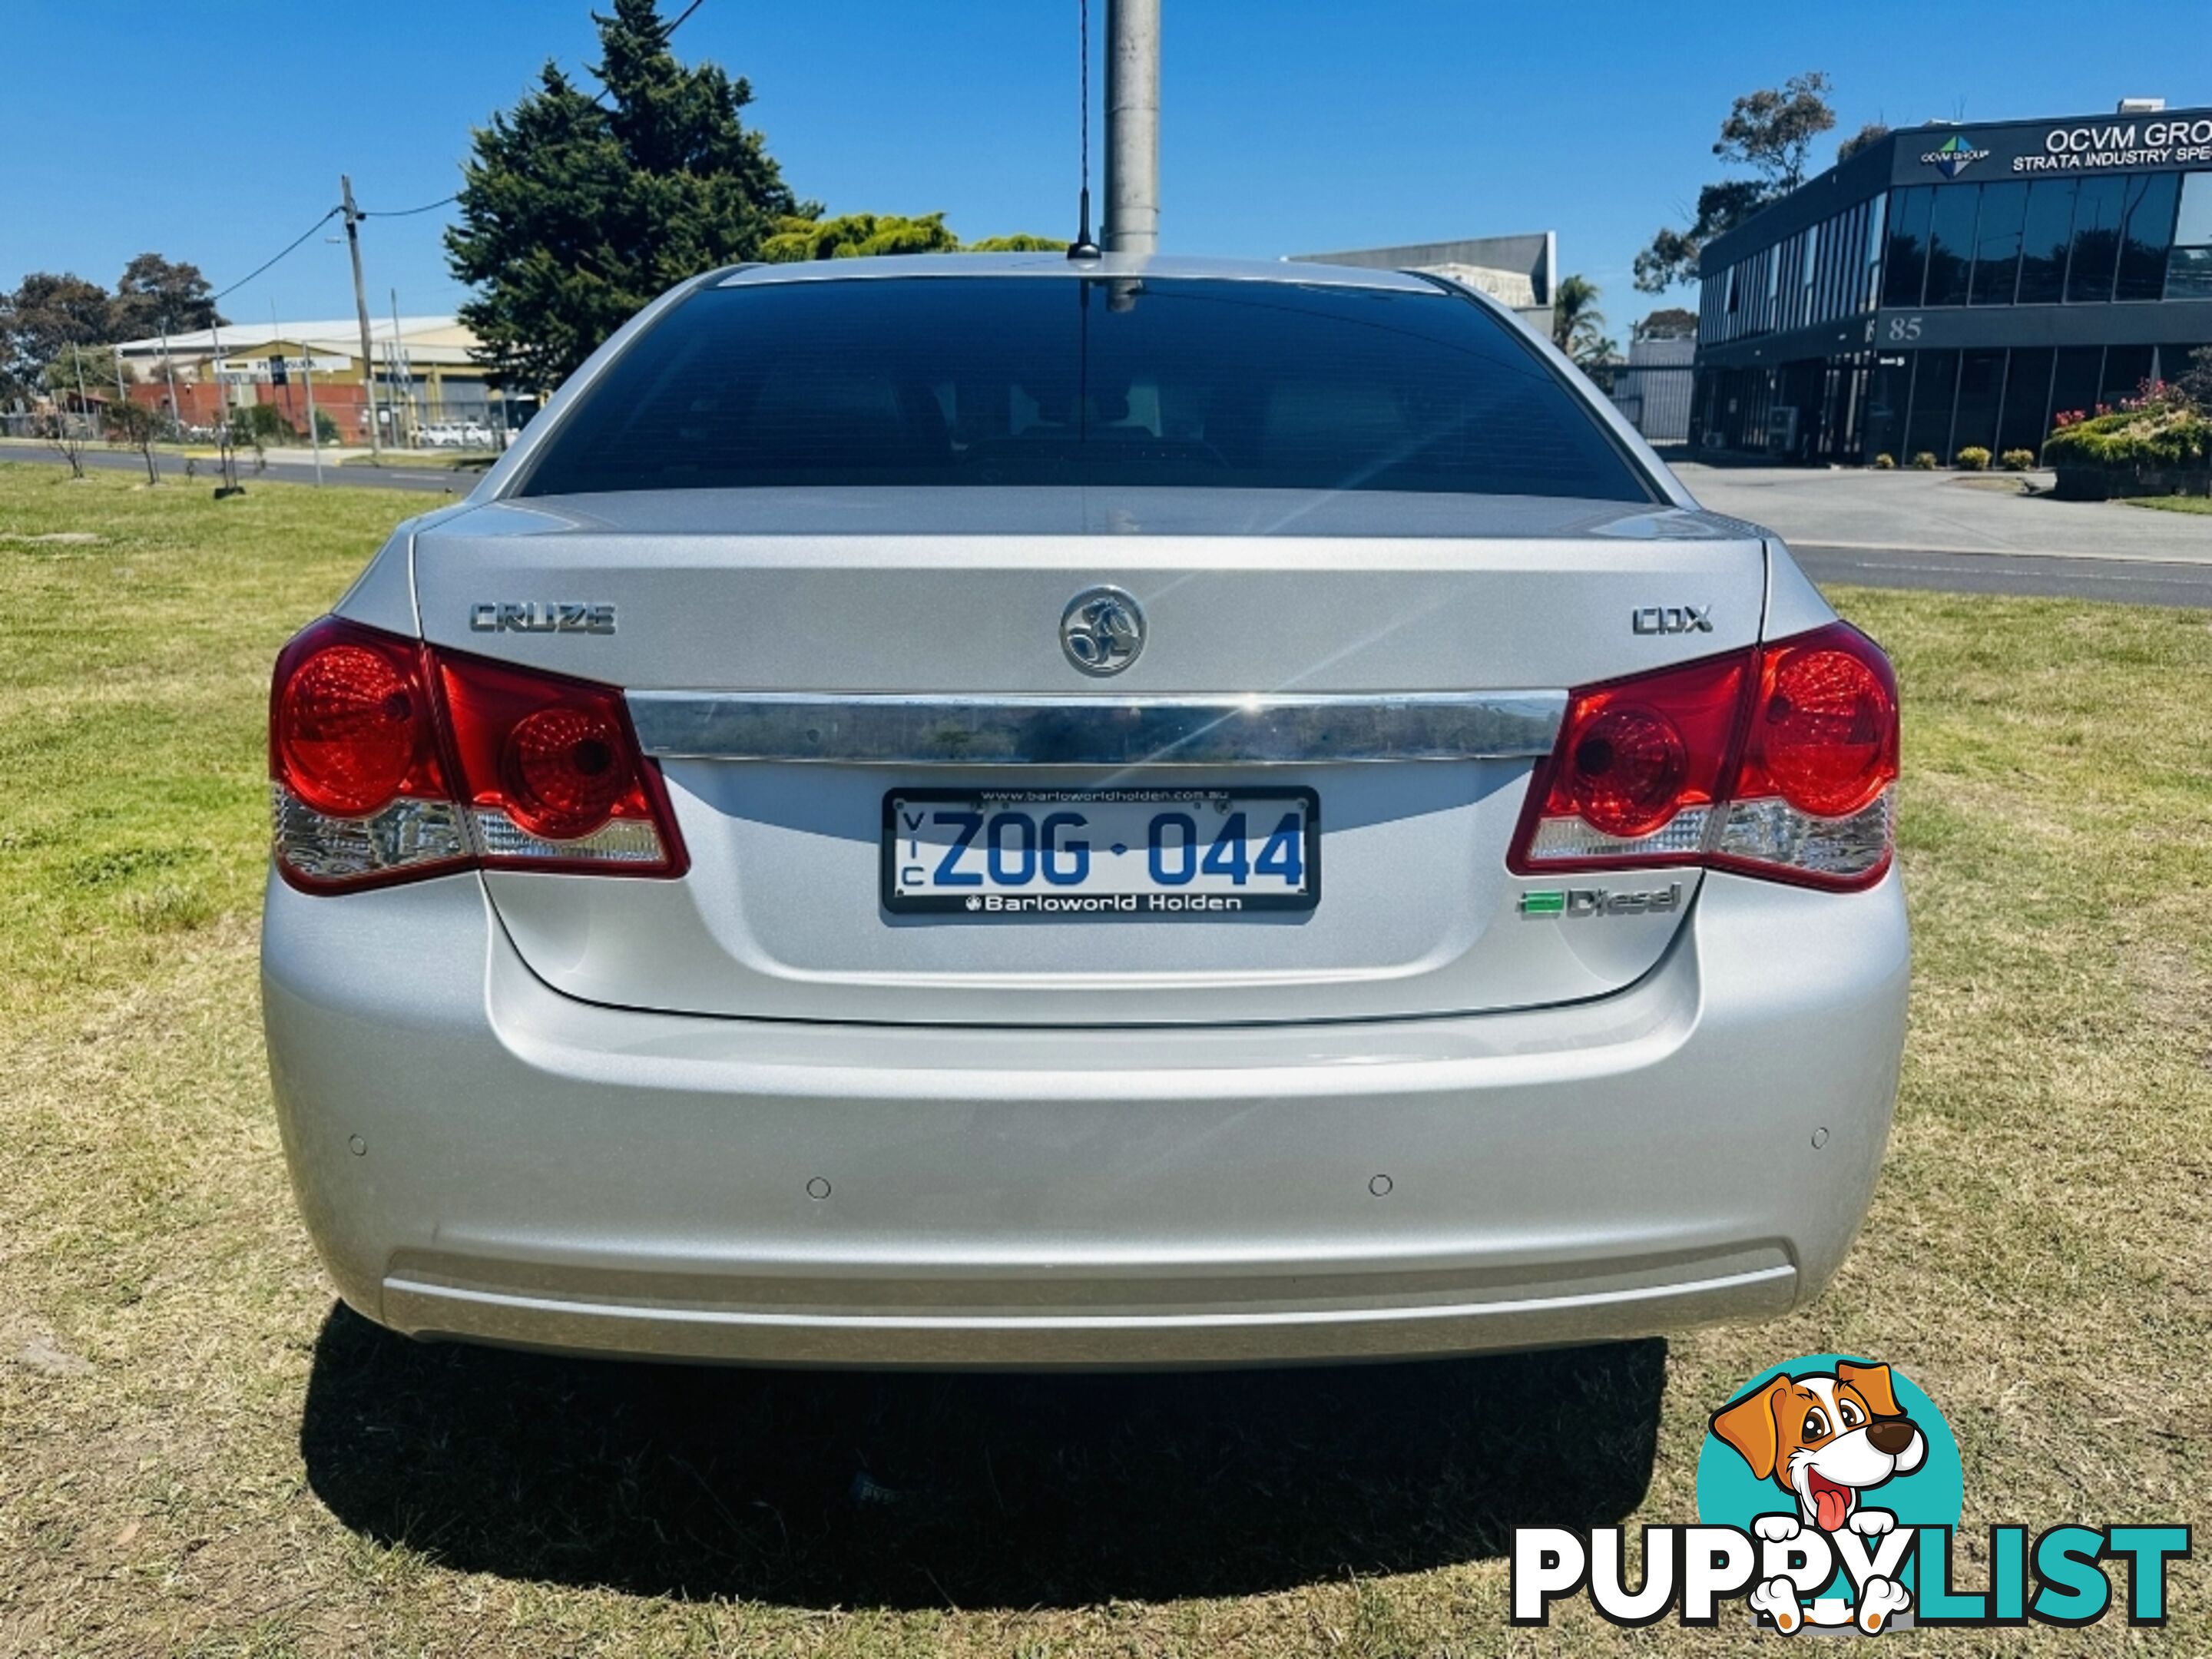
[470,601,616,634]
[1060,586,1145,676]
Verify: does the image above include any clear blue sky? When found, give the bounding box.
[2,0,2206,338]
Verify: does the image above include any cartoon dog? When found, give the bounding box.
[1710,1359,1927,1633]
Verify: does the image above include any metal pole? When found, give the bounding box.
[301,331,323,486]
[341,174,382,458]
[209,314,237,490]
[1103,0,1159,253]
[158,325,181,440]
[389,288,411,449]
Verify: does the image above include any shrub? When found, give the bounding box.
[2042,406,2212,470]
[225,403,299,458]
[2177,345,2212,411]
[1873,452,1896,469]
[1910,452,1939,470]
[2000,449,2038,471]
[1955,445,1991,471]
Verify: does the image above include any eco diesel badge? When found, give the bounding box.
[1633,604,1713,636]
[469,602,616,634]
[1521,883,1684,917]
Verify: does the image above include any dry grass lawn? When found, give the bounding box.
[1,462,2207,1656]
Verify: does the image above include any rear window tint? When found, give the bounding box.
[517,276,1653,502]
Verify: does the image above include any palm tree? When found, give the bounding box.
[1551,274,1604,355]
[1549,274,1618,369]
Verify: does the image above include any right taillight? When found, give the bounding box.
[269,617,686,892]
[1508,622,1898,892]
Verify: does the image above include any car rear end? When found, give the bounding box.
[260,257,1906,1366]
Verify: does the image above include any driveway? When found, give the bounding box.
[1674,462,2212,564]
[1671,462,2212,607]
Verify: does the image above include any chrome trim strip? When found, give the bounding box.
[628,690,1566,766]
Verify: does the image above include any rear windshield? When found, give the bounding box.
[517,275,1653,502]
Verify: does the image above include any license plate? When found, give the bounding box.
[882,787,1319,916]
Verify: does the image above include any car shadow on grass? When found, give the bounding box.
[300,1303,1664,1609]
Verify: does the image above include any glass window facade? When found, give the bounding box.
[1700,191,1885,344]
[2100,344,2154,407]
[1703,168,2205,332]
[1903,350,1959,459]
[2017,178,2076,303]
[1859,343,2201,465]
[1693,134,2212,463]
[1951,349,2005,455]
[2115,172,2180,300]
[1923,186,1981,306]
[1969,182,2027,306]
[2050,346,2103,426]
[1883,187,1934,307]
[2065,177,2126,302]
[2168,173,2212,298]
[1996,349,2054,457]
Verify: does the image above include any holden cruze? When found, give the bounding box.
[260,255,1907,1367]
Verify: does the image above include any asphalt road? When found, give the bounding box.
[1789,542,2212,608]
[12,449,2211,604]
[59,445,473,495]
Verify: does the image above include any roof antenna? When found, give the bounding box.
[1068,0,1101,259]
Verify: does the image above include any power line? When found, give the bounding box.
[362,195,456,218]
[204,1,710,304]
[584,0,707,107]
[210,207,341,303]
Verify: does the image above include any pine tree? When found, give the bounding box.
[445,0,812,389]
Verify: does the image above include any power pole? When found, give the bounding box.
[389,287,413,449]
[303,343,323,485]
[340,174,382,457]
[157,323,182,440]
[1103,0,1159,253]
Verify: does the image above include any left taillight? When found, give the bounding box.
[269,617,686,892]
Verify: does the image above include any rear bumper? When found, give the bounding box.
[261,867,1907,1368]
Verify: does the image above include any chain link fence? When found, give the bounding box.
[1,395,525,453]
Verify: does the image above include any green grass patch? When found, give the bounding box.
[1,461,2207,1654]
[339,450,498,469]
[2123,493,2212,514]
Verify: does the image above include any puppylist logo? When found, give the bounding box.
[1923,132,1992,177]
[1511,1354,2188,1634]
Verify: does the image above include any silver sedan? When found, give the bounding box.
[261,255,1906,1367]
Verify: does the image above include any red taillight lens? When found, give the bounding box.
[1541,652,1750,845]
[504,707,626,839]
[435,647,678,868]
[269,618,685,891]
[1517,649,1751,869]
[1569,708,1687,838]
[272,622,442,816]
[1741,636,1899,818]
[1508,622,1898,892]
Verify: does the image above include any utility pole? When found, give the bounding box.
[1103,0,1159,253]
[157,323,182,440]
[340,174,382,458]
[285,296,323,485]
[303,344,323,486]
[389,288,413,449]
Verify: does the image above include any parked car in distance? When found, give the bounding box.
[416,421,494,449]
[261,254,1908,1368]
